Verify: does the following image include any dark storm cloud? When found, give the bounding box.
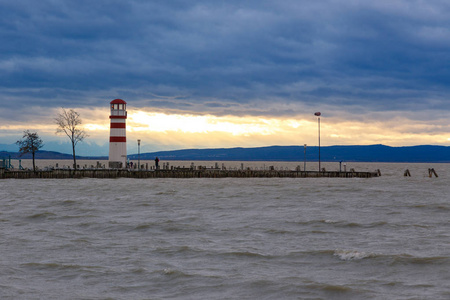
[1,0,450,115]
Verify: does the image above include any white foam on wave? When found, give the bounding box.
[324,219,337,224]
[163,268,175,274]
[334,249,372,261]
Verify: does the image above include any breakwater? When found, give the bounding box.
[0,168,380,179]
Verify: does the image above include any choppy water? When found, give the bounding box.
[1,162,449,299]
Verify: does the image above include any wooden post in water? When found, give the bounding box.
[428,168,438,178]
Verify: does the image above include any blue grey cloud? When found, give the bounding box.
[1,0,450,115]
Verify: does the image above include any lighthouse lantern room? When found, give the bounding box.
[109,99,127,168]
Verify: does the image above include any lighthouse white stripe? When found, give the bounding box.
[110,119,126,124]
[110,128,126,137]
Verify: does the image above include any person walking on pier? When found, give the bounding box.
[155,157,160,170]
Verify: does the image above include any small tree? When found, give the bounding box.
[16,130,44,171]
[55,108,88,170]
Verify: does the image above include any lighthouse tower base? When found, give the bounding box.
[109,161,124,169]
[109,141,127,168]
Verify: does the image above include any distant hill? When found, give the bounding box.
[1,145,450,162]
[0,150,107,160]
[128,144,450,163]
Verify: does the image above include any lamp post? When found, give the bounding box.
[304,144,307,172]
[137,139,141,171]
[314,112,321,172]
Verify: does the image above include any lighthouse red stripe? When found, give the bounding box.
[110,137,126,142]
[110,123,126,128]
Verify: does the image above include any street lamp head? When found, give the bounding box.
[314,112,321,116]
[137,139,141,145]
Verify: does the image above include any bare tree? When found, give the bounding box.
[16,130,44,172]
[55,108,88,169]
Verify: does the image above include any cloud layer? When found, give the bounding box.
[1,1,450,153]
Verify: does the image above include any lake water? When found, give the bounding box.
[0,161,449,299]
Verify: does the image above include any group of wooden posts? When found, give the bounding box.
[0,162,443,179]
[404,168,438,177]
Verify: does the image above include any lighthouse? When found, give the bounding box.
[109,99,127,168]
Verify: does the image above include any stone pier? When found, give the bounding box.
[0,168,380,179]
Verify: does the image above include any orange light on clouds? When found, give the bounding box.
[77,108,450,150]
[2,106,450,151]
[84,124,109,131]
[127,110,282,136]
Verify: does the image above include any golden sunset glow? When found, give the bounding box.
[127,111,280,136]
[3,107,450,154]
[82,109,450,151]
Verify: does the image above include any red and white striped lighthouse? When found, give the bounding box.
[109,99,127,168]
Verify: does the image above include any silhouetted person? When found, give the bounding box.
[155,157,160,170]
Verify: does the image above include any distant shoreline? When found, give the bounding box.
[2,144,450,163]
[9,158,450,163]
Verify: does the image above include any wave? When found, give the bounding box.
[332,250,450,265]
[131,223,154,231]
[263,228,293,234]
[410,204,449,211]
[154,245,274,260]
[306,282,354,293]
[21,262,101,271]
[223,251,272,259]
[27,212,57,219]
[388,254,450,266]
[293,219,389,228]
[334,249,375,261]
[70,238,92,244]
[130,267,147,274]
[155,190,178,196]
[59,200,77,206]
[161,268,192,278]
[155,245,204,256]
[283,248,381,263]
[121,221,200,233]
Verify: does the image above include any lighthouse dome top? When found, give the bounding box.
[111,99,127,104]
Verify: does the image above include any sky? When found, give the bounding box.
[1,0,450,156]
